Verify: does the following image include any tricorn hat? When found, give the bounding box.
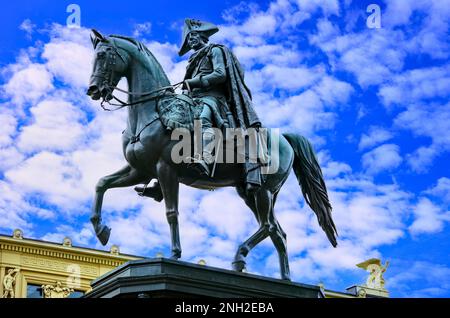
[178,18,219,56]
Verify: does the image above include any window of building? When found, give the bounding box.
[27,284,43,298]
[67,290,85,298]
[27,284,84,298]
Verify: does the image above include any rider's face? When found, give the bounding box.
[187,32,206,51]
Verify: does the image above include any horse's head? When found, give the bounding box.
[87,29,129,101]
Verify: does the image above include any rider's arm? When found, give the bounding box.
[185,47,226,89]
[200,47,226,86]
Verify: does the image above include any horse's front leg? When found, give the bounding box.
[91,164,145,245]
[156,159,181,259]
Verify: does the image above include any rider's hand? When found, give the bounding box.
[184,78,202,90]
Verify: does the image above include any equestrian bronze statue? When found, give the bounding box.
[86,19,337,280]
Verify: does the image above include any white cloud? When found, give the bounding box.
[5,151,88,211]
[241,13,277,36]
[322,161,352,179]
[426,178,450,203]
[359,126,394,150]
[43,40,92,88]
[388,260,450,297]
[2,63,53,105]
[328,183,409,248]
[310,25,406,87]
[395,102,450,172]
[133,22,152,38]
[310,0,450,95]
[19,19,36,39]
[395,102,449,143]
[257,90,335,136]
[251,75,353,141]
[379,65,450,107]
[0,147,25,171]
[362,144,403,174]
[313,76,354,107]
[17,99,86,153]
[0,110,17,147]
[41,223,94,245]
[249,64,324,92]
[197,189,256,241]
[0,180,55,233]
[405,146,438,173]
[233,44,302,68]
[0,181,32,231]
[409,198,450,235]
[384,0,450,59]
[222,2,259,24]
[295,0,340,16]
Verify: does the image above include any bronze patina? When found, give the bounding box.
[86,20,337,280]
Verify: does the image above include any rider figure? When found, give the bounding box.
[135,18,263,198]
[181,21,228,177]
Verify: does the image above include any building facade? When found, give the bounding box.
[0,229,141,298]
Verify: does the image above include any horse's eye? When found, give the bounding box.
[97,52,106,58]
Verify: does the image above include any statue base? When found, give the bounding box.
[346,285,389,298]
[84,258,324,298]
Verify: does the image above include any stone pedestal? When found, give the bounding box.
[346,285,389,298]
[84,258,324,298]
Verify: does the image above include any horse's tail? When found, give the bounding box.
[283,133,338,247]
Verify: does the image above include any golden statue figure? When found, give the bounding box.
[2,268,20,298]
[357,258,389,290]
[42,281,74,298]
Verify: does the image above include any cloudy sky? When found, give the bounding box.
[0,0,449,297]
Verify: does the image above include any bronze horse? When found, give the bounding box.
[86,30,337,280]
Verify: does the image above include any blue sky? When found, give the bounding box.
[0,0,449,297]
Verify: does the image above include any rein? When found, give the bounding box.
[100,81,184,111]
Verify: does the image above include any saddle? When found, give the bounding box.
[157,93,272,174]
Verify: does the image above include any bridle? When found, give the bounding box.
[93,42,183,111]
[100,82,183,111]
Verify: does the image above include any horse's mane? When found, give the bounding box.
[109,34,171,87]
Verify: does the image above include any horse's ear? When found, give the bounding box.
[90,33,98,48]
[91,29,108,44]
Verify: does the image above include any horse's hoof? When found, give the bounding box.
[232,260,246,272]
[170,250,181,260]
[97,225,111,246]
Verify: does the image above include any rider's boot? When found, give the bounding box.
[244,162,262,195]
[190,128,215,177]
[134,181,163,202]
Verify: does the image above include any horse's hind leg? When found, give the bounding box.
[156,159,181,260]
[233,187,270,272]
[234,188,290,280]
[91,164,145,245]
[267,192,290,280]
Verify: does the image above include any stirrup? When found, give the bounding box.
[187,156,211,176]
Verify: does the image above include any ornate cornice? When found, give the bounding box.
[0,235,141,267]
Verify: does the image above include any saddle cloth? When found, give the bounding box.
[157,93,202,131]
